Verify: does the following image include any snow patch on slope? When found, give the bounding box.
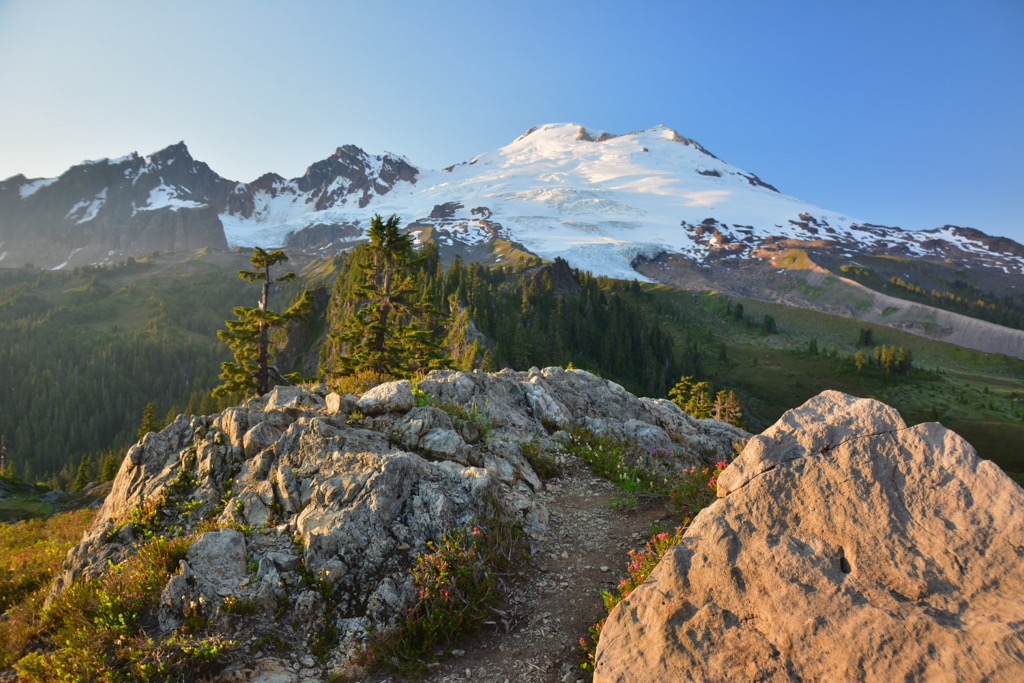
[50,247,83,270]
[66,188,108,223]
[135,184,205,213]
[19,177,58,198]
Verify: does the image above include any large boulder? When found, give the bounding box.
[595,390,1024,682]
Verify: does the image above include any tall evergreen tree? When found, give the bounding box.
[214,247,314,397]
[323,214,447,379]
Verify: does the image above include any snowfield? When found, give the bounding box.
[16,122,1021,278]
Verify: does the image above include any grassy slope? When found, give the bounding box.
[637,284,1024,478]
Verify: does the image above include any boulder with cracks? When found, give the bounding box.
[594,390,1024,682]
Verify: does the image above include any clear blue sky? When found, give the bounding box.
[1,0,1022,242]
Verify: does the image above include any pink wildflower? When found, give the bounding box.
[716,460,729,470]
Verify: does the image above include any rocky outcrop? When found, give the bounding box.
[52,368,744,679]
[594,390,1024,682]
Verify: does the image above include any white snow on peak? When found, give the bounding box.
[135,184,205,213]
[19,177,58,198]
[348,122,866,274]
[82,153,135,166]
[213,123,1023,278]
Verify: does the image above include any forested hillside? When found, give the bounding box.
[2,237,1022,489]
[0,245,692,486]
[319,236,684,398]
[0,254,253,484]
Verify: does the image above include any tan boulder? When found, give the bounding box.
[595,390,1024,682]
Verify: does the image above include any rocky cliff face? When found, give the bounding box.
[52,367,744,679]
[0,143,232,268]
[594,390,1024,682]
[0,141,416,269]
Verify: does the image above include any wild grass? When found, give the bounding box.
[12,524,238,682]
[0,508,96,668]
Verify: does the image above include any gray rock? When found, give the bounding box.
[243,421,282,458]
[356,379,414,415]
[265,386,325,413]
[595,390,1024,682]
[324,392,355,415]
[52,366,754,672]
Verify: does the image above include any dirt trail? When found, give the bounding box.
[365,454,675,683]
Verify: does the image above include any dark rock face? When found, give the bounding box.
[0,141,418,268]
[297,145,418,210]
[0,143,233,267]
[430,201,465,220]
[283,222,362,250]
[594,390,1024,682]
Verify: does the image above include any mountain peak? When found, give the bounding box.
[148,141,192,163]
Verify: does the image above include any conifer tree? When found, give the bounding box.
[214,247,313,397]
[323,214,447,379]
[712,389,744,427]
[137,401,159,440]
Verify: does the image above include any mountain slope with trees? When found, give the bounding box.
[1,234,1022,488]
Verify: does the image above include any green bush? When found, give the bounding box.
[520,438,563,480]
[366,498,529,676]
[14,527,238,682]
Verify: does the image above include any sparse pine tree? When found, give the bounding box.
[137,401,159,440]
[214,247,314,397]
[854,349,867,372]
[669,375,697,410]
[686,381,714,419]
[70,453,95,492]
[100,450,122,481]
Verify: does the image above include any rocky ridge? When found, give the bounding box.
[51,367,745,680]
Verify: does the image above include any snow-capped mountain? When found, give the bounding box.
[2,123,1022,282]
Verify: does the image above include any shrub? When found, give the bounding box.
[330,369,393,395]
[558,427,667,495]
[14,526,237,682]
[0,509,96,668]
[668,459,729,522]
[366,497,529,676]
[520,438,563,480]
